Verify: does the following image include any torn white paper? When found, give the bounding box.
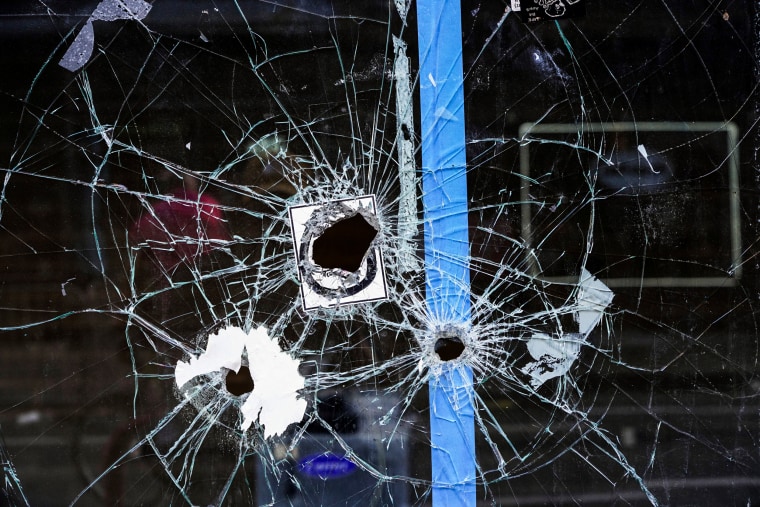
[522,269,613,388]
[175,325,306,438]
[59,0,152,72]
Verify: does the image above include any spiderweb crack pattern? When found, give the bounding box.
[0,1,759,506]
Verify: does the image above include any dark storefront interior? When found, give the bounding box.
[1,1,760,505]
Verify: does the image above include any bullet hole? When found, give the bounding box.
[226,366,254,396]
[435,335,465,361]
[292,198,387,304]
[401,123,411,141]
[311,213,377,272]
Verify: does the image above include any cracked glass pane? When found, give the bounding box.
[1,1,759,505]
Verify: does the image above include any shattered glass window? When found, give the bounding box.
[1,1,759,505]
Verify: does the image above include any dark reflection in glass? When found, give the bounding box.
[0,1,758,506]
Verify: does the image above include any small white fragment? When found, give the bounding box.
[428,73,437,87]
[576,268,614,336]
[59,0,152,72]
[417,357,426,373]
[185,142,192,150]
[60,277,76,296]
[92,0,152,21]
[637,144,659,174]
[394,0,409,19]
[59,23,96,72]
[522,332,581,388]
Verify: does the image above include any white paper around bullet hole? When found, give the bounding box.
[288,195,389,310]
[175,325,306,439]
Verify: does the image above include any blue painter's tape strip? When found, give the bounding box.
[429,364,476,504]
[416,0,476,505]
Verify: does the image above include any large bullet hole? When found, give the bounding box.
[225,366,254,396]
[434,335,465,361]
[311,213,377,272]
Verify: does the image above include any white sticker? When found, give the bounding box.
[288,195,388,310]
[59,0,152,72]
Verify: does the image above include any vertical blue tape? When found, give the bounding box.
[416,0,475,505]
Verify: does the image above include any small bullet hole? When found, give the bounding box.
[401,123,411,141]
[311,213,377,272]
[434,336,465,361]
[225,366,254,396]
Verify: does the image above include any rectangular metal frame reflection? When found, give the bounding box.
[518,121,741,288]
